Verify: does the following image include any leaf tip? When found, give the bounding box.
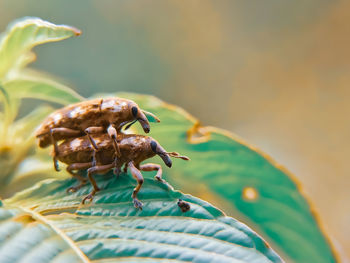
[73,28,82,36]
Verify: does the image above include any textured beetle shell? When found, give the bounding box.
[56,134,157,168]
[36,98,137,148]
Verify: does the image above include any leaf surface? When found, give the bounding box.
[0,17,80,78]
[0,17,83,198]
[3,74,83,105]
[112,92,337,263]
[2,174,281,262]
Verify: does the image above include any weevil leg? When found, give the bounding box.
[49,128,60,171]
[128,161,144,210]
[113,167,121,177]
[66,162,92,193]
[84,126,104,150]
[82,162,115,204]
[50,127,83,171]
[51,127,82,138]
[123,163,128,173]
[139,163,165,183]
[134,162,140,169]
[112,157,121,177]
[92,149,97,167]
[107,124,121,157]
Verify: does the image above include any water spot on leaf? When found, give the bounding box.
[242,187,259,201]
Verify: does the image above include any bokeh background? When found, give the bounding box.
[0,0,349,260]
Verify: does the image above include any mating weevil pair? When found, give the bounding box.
[36,97,190,209]
[36,97,160,171]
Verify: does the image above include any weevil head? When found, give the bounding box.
[150,140,172,168]
[130,105,150,133]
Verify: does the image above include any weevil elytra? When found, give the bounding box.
[35,97,160,171]
[56,133,190,209]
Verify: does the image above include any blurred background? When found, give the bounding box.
[0,0,348,259]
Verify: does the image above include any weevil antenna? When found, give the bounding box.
[124,119,137,130]
[167,152,190,161]
[142,110,160,122]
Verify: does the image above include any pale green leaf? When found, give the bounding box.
[3,76,83,105]
[0,106,53,193]
[1,158,61,198]
[0,84,19,143]
[9,51,36,73]
[11,106,53,137]
[0,17,81,78]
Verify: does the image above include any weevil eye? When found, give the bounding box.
[150,141,157,153]
[131,106,138,118]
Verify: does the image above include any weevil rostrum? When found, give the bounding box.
[35,97,160,171]
[56,133,190,209]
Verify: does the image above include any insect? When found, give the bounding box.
[177,199,191,212]
[35,97,160,171]
[56,133,190,209]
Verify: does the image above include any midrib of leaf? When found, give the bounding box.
[18,206,90,263]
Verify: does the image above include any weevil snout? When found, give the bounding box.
[140,121,150,133]
[158,152,172,168]
[150,140,172,167]
[162,154,172,167]
[138,113,150,133]
[131,106,150,133]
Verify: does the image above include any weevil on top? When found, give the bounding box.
[56,133,190,209]
[35,97,160,171]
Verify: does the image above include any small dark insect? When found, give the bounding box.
[56,133,190,209]
[177,199,191,212]
[35,97,160,171]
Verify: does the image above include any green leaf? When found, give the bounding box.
[0,104,58,190]
[11,105,54,138]
[0,106,56,192]
[11,51,36,71]
[2,174,282,262]
[0,83,18,121]
[0,17,81,78]
[0,17,83,198]
[3,73,83,105]
[1,154,64,199]
[0,84,19,144]
[111,92,337,263]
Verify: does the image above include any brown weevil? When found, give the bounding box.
[56,133,189,209]
[35,97,160,171]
